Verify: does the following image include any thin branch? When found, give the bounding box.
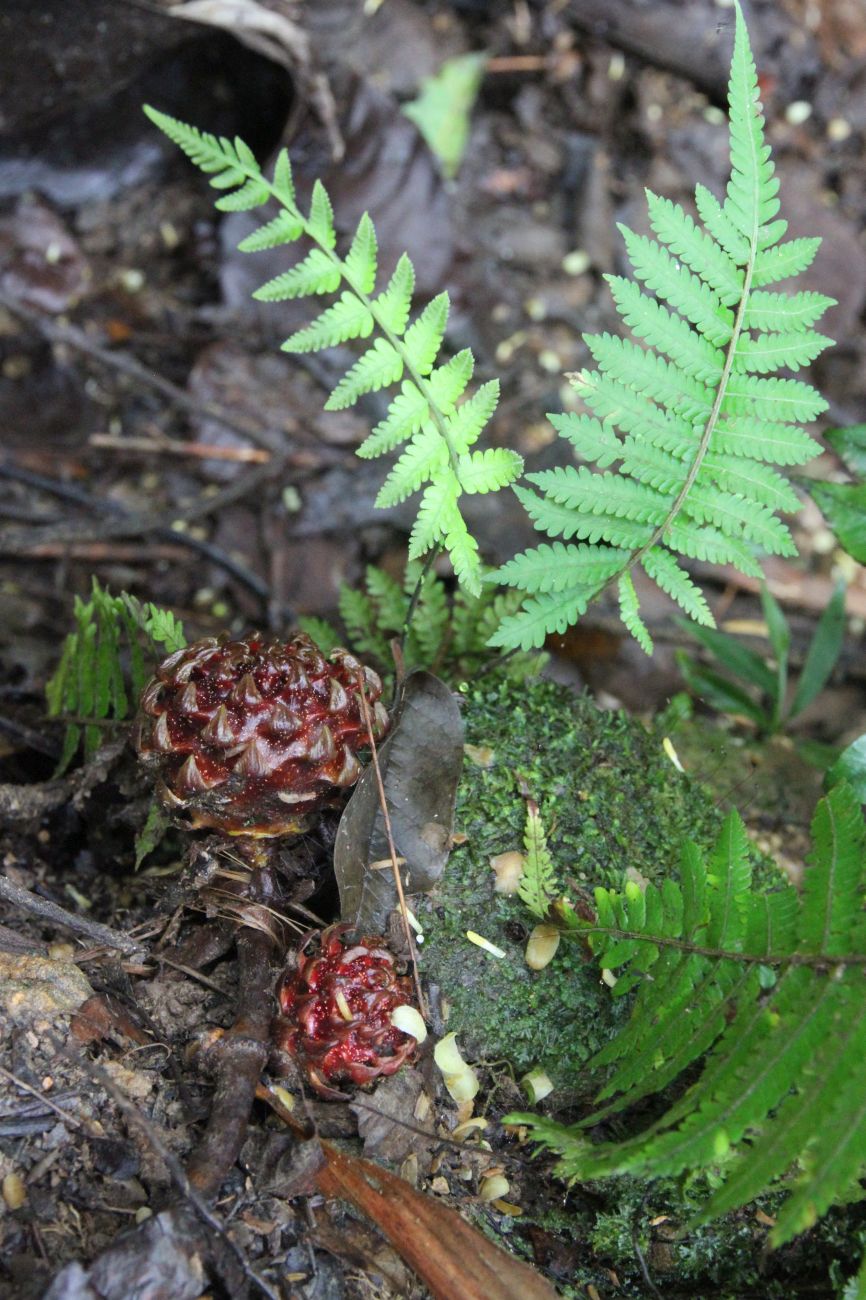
[400,546,441,658]
[0,876,146,957]
[0,290,286,455]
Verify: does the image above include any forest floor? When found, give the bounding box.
[1,1,865,1297]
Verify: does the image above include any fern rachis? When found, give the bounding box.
[490,2,835,653]
[143,108,523,597]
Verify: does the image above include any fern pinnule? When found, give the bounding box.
[508,783,866,1273]
[491,1,835,653]
[144,107,523,597]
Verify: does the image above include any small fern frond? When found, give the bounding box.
[312,562,542,682]
[46,581,186,772]
[144,106,521,595]
[518,801,558,919]
[506,784,866,1273]
[493,1,831,651]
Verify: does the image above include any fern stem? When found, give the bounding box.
[567,926,864,968]
[401,545,442,654]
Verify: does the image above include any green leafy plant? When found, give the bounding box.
[144,103,522,598]
[809,424,866,564]
[46,580,186,771]
[677,579,846,743]
[402,52,487,180]
[299,561,544,683]
[489,4,834,652]
[508,783,866,1291]
[144,2,833,656]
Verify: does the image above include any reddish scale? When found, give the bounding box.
[275,925,417,1098]
[135,632,388,836]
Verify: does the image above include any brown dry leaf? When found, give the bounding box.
[317,1141,559,1300]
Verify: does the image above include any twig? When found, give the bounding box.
[565,924,866,967]
[400,546,441,659]
[0,780,71,820]
[89,433,270,463]
[0,876,146,957]
[0,1065,84,1131]
[0,458,276,611]
[355,687,426,1019]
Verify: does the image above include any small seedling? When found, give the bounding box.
[677,580,846,752]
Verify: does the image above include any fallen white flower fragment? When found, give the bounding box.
[434,1031,480,1102]
[389,1005,428,1043]
[466,930,506,958]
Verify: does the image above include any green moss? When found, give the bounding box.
[419,677,773,1097]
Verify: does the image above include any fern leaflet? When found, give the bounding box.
[490,1,834,651]
[144,107,523,596]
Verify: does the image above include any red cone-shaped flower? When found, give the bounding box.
[134,633,388,836]
[274,924,418,1098]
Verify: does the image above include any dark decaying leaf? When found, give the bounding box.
[44,1208,208,1300]
[334,671,463,933]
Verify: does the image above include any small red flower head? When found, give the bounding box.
[274,924,419,1098]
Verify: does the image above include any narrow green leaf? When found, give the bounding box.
[824,423,866,477]
[357,382,429,459]
[457,448,522,494]
[281,291,374,353]
[492,542,626,595]
[254,248,341,300]
[788,581,846,721]
[810,480,866,564]
[308,179,336,249]
[403,292,449,375]
[374,254,415,333]
[826,735,866,803]
[677,618,775,695]
[642,548,713,626]
[238,209,304,252]
[676,653,769,727]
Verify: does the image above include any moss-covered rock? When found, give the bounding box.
[418,676,774,1098]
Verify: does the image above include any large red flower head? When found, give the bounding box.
[134,633,388,836]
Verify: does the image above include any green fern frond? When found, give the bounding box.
[517,800,558,919]
[492,1,833,651]
[46,580,186,772]
[506,784,866,1272]
[144,107,522,596]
